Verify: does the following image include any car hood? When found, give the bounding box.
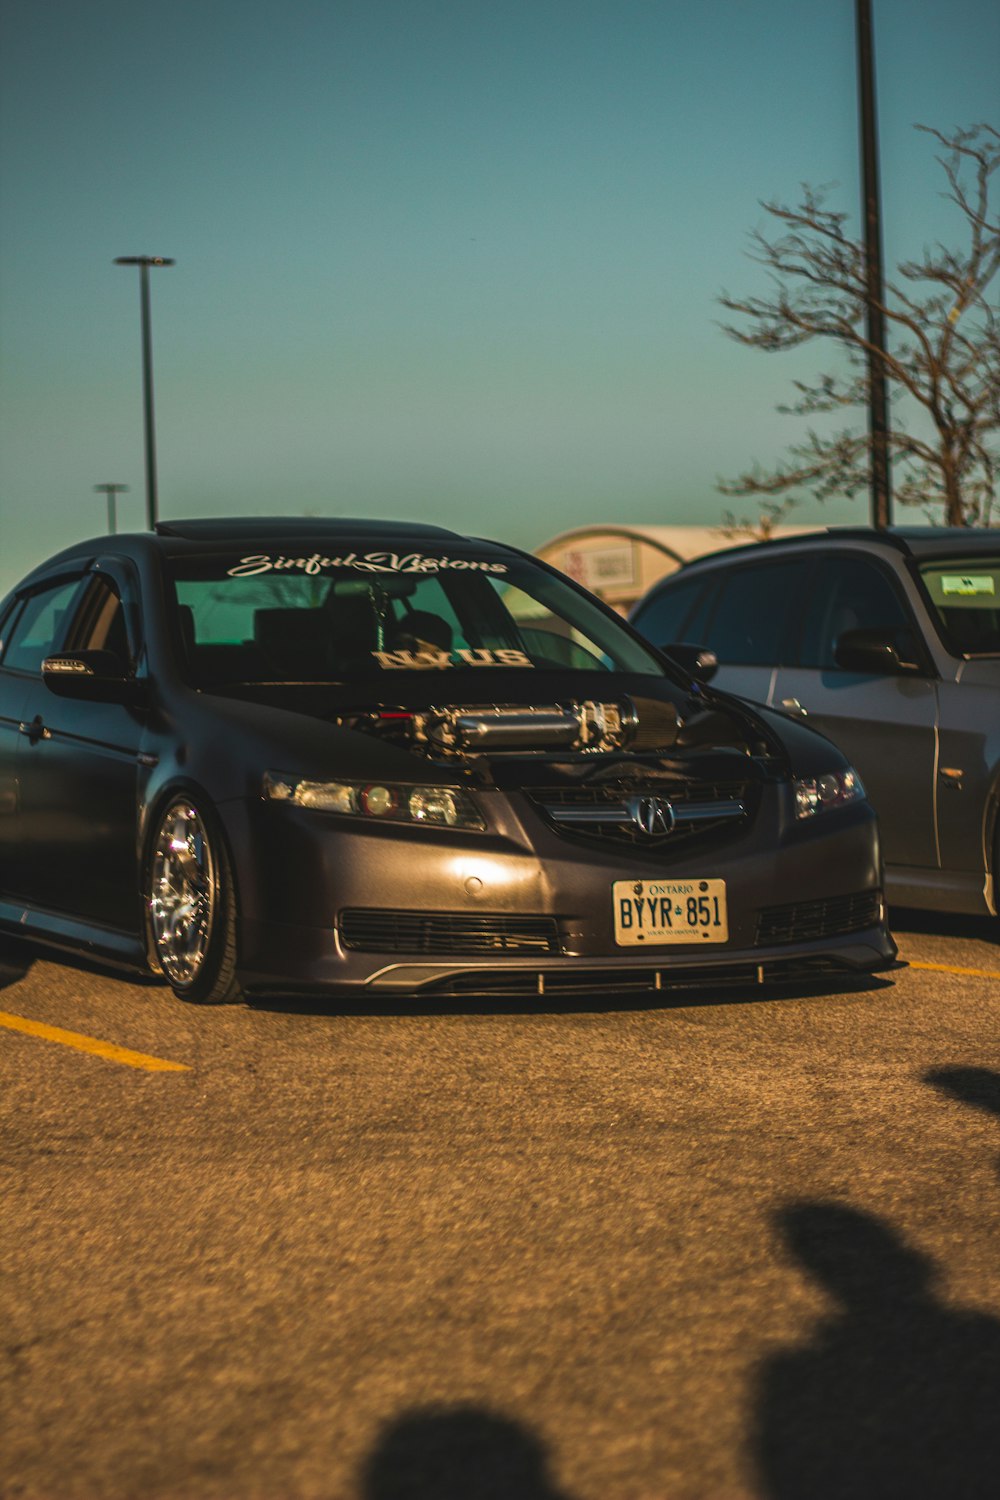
[751,702,857,778]
[172,671,797,790]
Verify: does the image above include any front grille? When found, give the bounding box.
[340,909,561,956]
[755,890,882,946]
[525,780,753,849]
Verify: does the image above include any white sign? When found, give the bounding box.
[941,575,996,597]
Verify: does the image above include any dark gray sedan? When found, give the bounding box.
[631,527,1000,920]
[0,517,893,1003]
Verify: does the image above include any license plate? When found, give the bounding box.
[613,878,728,946]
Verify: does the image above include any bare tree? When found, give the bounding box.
[716,497,799,542]
[718,124,1000,527]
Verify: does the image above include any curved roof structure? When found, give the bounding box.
[537,521,817,563]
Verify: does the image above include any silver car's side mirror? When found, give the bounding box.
[660,642,719,683]
[833,627,922,675]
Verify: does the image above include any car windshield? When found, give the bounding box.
[918,556,1000,655]
[167,544,664,685]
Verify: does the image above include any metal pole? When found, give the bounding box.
[114,257,174,531]
[855,0,892,530]
[139,262,158,530]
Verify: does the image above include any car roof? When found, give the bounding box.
[7,516,515,595]
[666,526,1000,576]
[153,516,463,541]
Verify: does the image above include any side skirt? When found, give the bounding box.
[0,898,148,973]
[885,865,994,917]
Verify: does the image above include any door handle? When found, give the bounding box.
[19,715,51,743]
[780,698,808,717]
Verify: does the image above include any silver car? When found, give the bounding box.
[630,527,1000,920]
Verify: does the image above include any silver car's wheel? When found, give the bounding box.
[147,798,242,1003]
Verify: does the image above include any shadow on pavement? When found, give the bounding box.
[359,1405,573,1500]
[925,1064,1000,1119]
[0,932,33,992]
[752,1201,1000,1499]
[0,935,160,991]
[925,1062,1000,1182]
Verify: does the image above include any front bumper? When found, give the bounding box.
[225,788,896,996]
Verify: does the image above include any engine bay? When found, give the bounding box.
[336,692,774,762]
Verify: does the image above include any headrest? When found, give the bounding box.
[254,607,330,649]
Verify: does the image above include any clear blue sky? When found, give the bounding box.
[1,0,997,593]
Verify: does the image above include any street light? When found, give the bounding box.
[114,255,174,530]
[94,482,129,534]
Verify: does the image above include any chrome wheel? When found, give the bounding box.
[148,801,218,986]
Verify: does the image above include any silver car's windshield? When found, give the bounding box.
[166,546,664,684]
[919,557,1000,656]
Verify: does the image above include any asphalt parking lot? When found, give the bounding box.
[3,910,1000,1500]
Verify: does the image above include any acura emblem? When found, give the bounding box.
[626,794,675,838]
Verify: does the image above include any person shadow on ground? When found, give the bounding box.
[359,1405,574,1500]
[925,1064,1000,1119]
[752,1201,1000,1500]
[925,1066,1000,1179]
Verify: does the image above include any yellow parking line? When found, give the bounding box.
[908,960,1000,981]
[0,1009,190,1072]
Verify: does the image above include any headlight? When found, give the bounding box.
[263,773,485,830]
[794,768,865,819]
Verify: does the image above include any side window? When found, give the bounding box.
[798,556,918,670]
[0,577,86,676]
[631,575,710,647]
[64,576,134,665]
[701,561,803,666]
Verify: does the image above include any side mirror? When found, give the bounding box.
[833,627,921,676]
[42,650,145,704]
[660,642,719,683]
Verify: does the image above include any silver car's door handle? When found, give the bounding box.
[780,698,808,717]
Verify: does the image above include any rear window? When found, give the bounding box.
[918,558,1000,655]
[167,544,664,684]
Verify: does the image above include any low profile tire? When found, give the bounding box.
[146,797,243,1004]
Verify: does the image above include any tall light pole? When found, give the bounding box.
[114,255,174,529]
[855,0,892,530]
[94,482,129,534]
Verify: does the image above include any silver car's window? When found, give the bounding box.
[919,559,1000,656]
[698,560,803,666]
[167,552,663,684]
[798,556,915,670]
[631,574,714,648]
